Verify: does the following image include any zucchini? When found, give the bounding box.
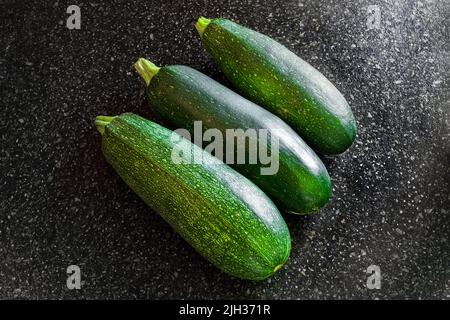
[195,17,357,155]
[95,113,291,280]
[135,58,332,214]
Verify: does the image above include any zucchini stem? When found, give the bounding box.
[134,58,161,86]
[195,17,212,38]
[95,115,116,135]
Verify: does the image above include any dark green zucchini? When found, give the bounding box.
[135,58,332,214]
[95,113,290,280]
[195,17,357,155]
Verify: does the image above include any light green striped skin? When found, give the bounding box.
[96,113,291,280]
[196,18,357,155]
[135,59,332,214]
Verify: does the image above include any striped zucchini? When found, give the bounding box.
[95,113,291,280]
[196,17,357,155]
[135,58,332,214]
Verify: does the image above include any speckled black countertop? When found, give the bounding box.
[1,0,449,299]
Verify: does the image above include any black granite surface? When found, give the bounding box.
[1,0,449,299]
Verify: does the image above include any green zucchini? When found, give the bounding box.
[135,58,332,214]
[95,113,290,280]
[195,17,357,155]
